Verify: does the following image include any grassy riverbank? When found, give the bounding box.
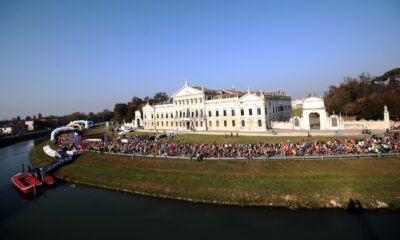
[29,140,400,209]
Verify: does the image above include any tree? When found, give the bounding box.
[324,68,400,120]
[25,116,32,121]
[153,92,168,104]
[33,115,37,120]
[372,68,400,83]
[38,113,42,119]
[113,103,128,123]
[16,116,21,121]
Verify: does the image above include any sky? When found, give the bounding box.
[0,0,399,120]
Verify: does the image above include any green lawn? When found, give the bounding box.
[29,140,400,209]
[160,133,365,144]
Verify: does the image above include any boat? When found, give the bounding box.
[43,174,56,186]
[11,173,42,194]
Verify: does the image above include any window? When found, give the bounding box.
[195,99,197,104]
[241,109,244,116]
[191,112,194,118]
[216,110,219,117]
[157,122,159,126]
[249,109,253,116]
[258,119,262,127]
[332,118,338,127]
[166,113,168,119]
[209,111,212,117]
[171,121,173,127]
[231,109,235,116]
[195,121,198,127]
[241,120,245,127]
[294,118,300,127]
[200,98,202,103]
[191,99,193,104]
[223,110,227,116]
[200,121,203,127]
[183,112,185,118]
[232,120,235,127]
[166,122,168,126]
[224,120,227,127]
[257,108,261,115]
[161,122,164,126]
[157,114,159,119]
[196,110,198,117]
[171,113,173,118]
[200,110,203,117]
[179,122,182,126]
[209,121,212,127]
[216,121,219,127]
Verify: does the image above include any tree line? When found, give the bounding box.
[1,110,114,129]
[113,92,169,123]
[324,68,400,120]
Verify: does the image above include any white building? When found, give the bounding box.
[141,81,291,132]
[291,99,303,109]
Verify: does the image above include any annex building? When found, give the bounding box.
[140,81,291,132]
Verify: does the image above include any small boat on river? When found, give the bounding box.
[43,174,56,186]
[11,173,42,194]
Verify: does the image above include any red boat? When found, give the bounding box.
[11,173,42,194]
[43,174,56,186]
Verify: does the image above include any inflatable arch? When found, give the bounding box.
[66,123,84,131]
[50,126,83,143]
[70,120,94,129]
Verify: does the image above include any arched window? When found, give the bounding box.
[195,110,198,117]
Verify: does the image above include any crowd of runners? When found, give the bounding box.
[79,135,399,159]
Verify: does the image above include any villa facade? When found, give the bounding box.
[140,81,291,132]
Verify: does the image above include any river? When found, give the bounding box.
[1,139,399,240]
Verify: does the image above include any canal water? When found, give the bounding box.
[1,139,399,240]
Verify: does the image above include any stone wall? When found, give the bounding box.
[342,120,385,130]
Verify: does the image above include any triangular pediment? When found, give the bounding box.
[239,93,263,101]
[142,103,154,110]
[172,85,203,98]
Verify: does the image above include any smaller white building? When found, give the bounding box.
[291,99,303,109]
[272,96,391,131]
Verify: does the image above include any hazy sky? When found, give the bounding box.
[0,0,399,120]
